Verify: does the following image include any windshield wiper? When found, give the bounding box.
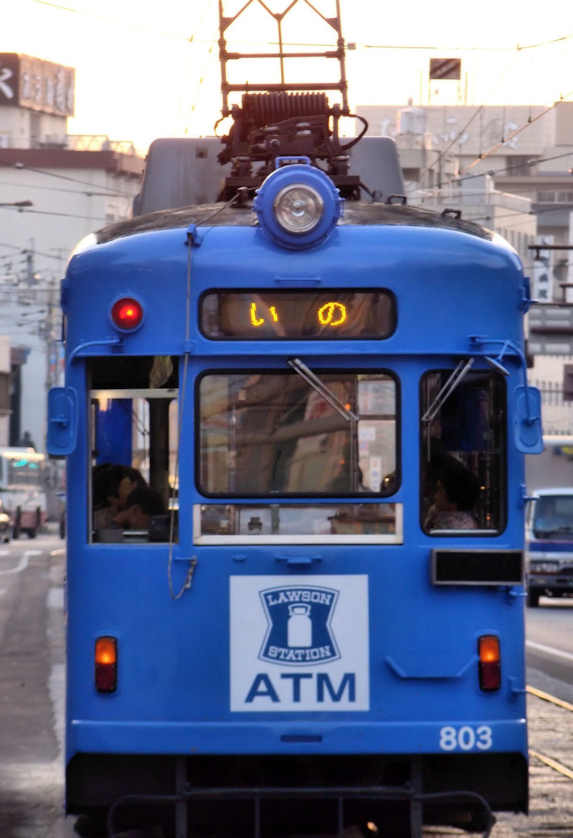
[288,358,358,423]
[422,358,474,423]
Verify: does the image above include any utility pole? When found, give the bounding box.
[42,255,64,519]
[24,238,35,285]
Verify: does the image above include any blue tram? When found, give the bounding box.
[48,158,543,836]
[47,7,543,835]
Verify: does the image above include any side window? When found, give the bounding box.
[420,370,506,534]
[88,356,178,543]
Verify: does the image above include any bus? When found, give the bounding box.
[0,446,46,539]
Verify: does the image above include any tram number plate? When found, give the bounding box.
[439,725,493,751]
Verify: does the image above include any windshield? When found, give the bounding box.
[533,495,573,538]
[0,455,44,489]
[198,371,398,496]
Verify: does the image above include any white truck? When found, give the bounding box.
[526,487,573,606]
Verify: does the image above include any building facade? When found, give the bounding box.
[0,53,144,451]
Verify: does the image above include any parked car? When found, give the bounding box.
[0,500,10,542]
[6,489,46,539]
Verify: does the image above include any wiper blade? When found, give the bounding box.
[422,358,474,423]
[288,358,358,423]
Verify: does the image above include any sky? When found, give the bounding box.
[1,0,573,154]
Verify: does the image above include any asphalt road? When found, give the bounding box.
[526,597,573,704]
[0,532,571,837]
[0,532,74,838]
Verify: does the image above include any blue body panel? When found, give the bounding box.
[528,540,573,552]
[65,225,524,358]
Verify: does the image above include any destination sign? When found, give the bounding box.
[200,291,395,339]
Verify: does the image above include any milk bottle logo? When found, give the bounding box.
[258,585,340,665]
[288,603,312,647]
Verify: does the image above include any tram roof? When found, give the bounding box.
[95,201,493,246]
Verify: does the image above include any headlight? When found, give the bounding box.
[273,184,324,234]
[254,160,341,250]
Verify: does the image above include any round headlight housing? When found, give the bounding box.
[254,161,341,250]
[273,184,324,234]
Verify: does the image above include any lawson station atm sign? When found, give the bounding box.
[230,575,369,712]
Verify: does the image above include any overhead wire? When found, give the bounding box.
[517,32,573,51]
[27,0,573,60]
[29,0,201,42]
[460,100,566,174]
[0,178,130,198]
[0,205,108,222]
[427,106,484,175]
[0,244,66,265]
[407,147,573,199]
[0,159,136,196]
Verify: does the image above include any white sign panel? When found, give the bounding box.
[230,575,369,712]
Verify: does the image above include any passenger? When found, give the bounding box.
[93,464,147,529]
[424,460,480,530]
[93,464,127,529]
[113,486,166,531]
[116,466,147,510]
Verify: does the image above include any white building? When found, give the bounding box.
[357,100,573,287]
[0,52,144,450]
[357,100,573,442]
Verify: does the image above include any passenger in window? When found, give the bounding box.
[114,487,166,532]
[93,464,127,529]
[116,467,147,510]
[424,460,480,531]
[93,464,147,529]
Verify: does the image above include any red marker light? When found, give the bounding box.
[111,297,143,331]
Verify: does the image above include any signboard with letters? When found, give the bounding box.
[230,574,370,712]
[0,53,74,116]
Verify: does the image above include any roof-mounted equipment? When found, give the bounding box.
[216,0,367,201]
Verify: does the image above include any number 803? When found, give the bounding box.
[439,725,493,751]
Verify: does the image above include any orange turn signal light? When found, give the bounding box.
[478,634,500,691]
[95,636,117,693]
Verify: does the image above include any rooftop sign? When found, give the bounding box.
[0,53,74,116]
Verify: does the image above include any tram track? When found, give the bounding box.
[478,685,573,837]
[526,685,573,786]
[526,685,573,714]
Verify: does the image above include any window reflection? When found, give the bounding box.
[196,503,402,543]
[199,372,398,497]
